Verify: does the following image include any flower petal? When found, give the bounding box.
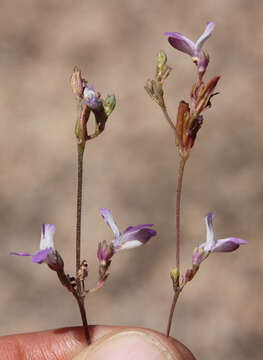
[9,251,32,257]
[100,208,120,238]
[115,225,157,251]
[40,224,56,250]
[32,248,51,263]
[204,213,216,251]
[195,21,215,55]
[212,237,248,253]
[164,32,196,57]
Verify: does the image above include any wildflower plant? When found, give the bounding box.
[9,21,247,346]
[145,21,247,336]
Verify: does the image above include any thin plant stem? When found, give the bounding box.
[166,289,180,336]
[161,105,183,149]
[175,157,186,271]
[76,145,84,280]
[75,144,91,343]
[76,296,91,345]
[166,156,187,337]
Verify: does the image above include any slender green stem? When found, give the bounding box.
[166,156,186,337]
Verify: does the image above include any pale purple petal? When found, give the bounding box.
[114,225,157,251]
[40,224,55,250]
[9,251,32,257]
[164,32,196,57]
[195,21,215,54]
[124,224,154,233]
[212,237,248,253]
[32,248,51,263]
[100,208,120,238]
[204,213,216,251]
[84,85,101,110]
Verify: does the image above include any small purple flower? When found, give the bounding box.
[192,213,247,265]
[100,208,157,252]
[83,85,101,110]
[9,224,63,271]
[164,21,215,75]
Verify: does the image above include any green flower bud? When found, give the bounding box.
[103,95,116,117]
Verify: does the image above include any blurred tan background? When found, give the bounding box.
[0,1,262,359]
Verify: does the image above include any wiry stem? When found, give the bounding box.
[175,157,186,271]
[76,296,91,345]
[161,105,183,149]
[76,145,84,279]
[166,288,180,337]
[166,156,186,337]
[75,144,91,343]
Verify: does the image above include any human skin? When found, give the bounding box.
[0,326,196,360]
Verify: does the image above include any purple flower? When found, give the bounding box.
[83,85,101,110]
[192,213,247,265]
[100,208,157,252]
[9,224,63,271]
[164,21,215,75]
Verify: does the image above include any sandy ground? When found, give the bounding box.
[0,1,262,359]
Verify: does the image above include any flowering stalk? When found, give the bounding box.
[71,67,116,343]
[145,22,232,337]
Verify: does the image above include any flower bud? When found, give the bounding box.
[71,66,84,97]
[156,50,171,83]
[156,50,167,76]
[170,267,179,284]
[103,95,116,117]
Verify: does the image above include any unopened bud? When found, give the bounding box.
[103,95,116,117]
[71,66,84,97]
[170,267,179,285]
[156,50,167,76]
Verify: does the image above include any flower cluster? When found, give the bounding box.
[164,22,220,154]
[177,213,247,287]
[10,210,157,294]
[96,208,157,286]
[71,67,116,148]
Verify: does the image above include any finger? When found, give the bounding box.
[73,327,196,360]
[0,326,110,360]
[0,326,196,360]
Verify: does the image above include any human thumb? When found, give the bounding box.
[73,327,196,360]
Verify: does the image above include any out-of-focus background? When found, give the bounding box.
[0,1,262,359]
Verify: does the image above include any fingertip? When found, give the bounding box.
[73,327,196,360]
